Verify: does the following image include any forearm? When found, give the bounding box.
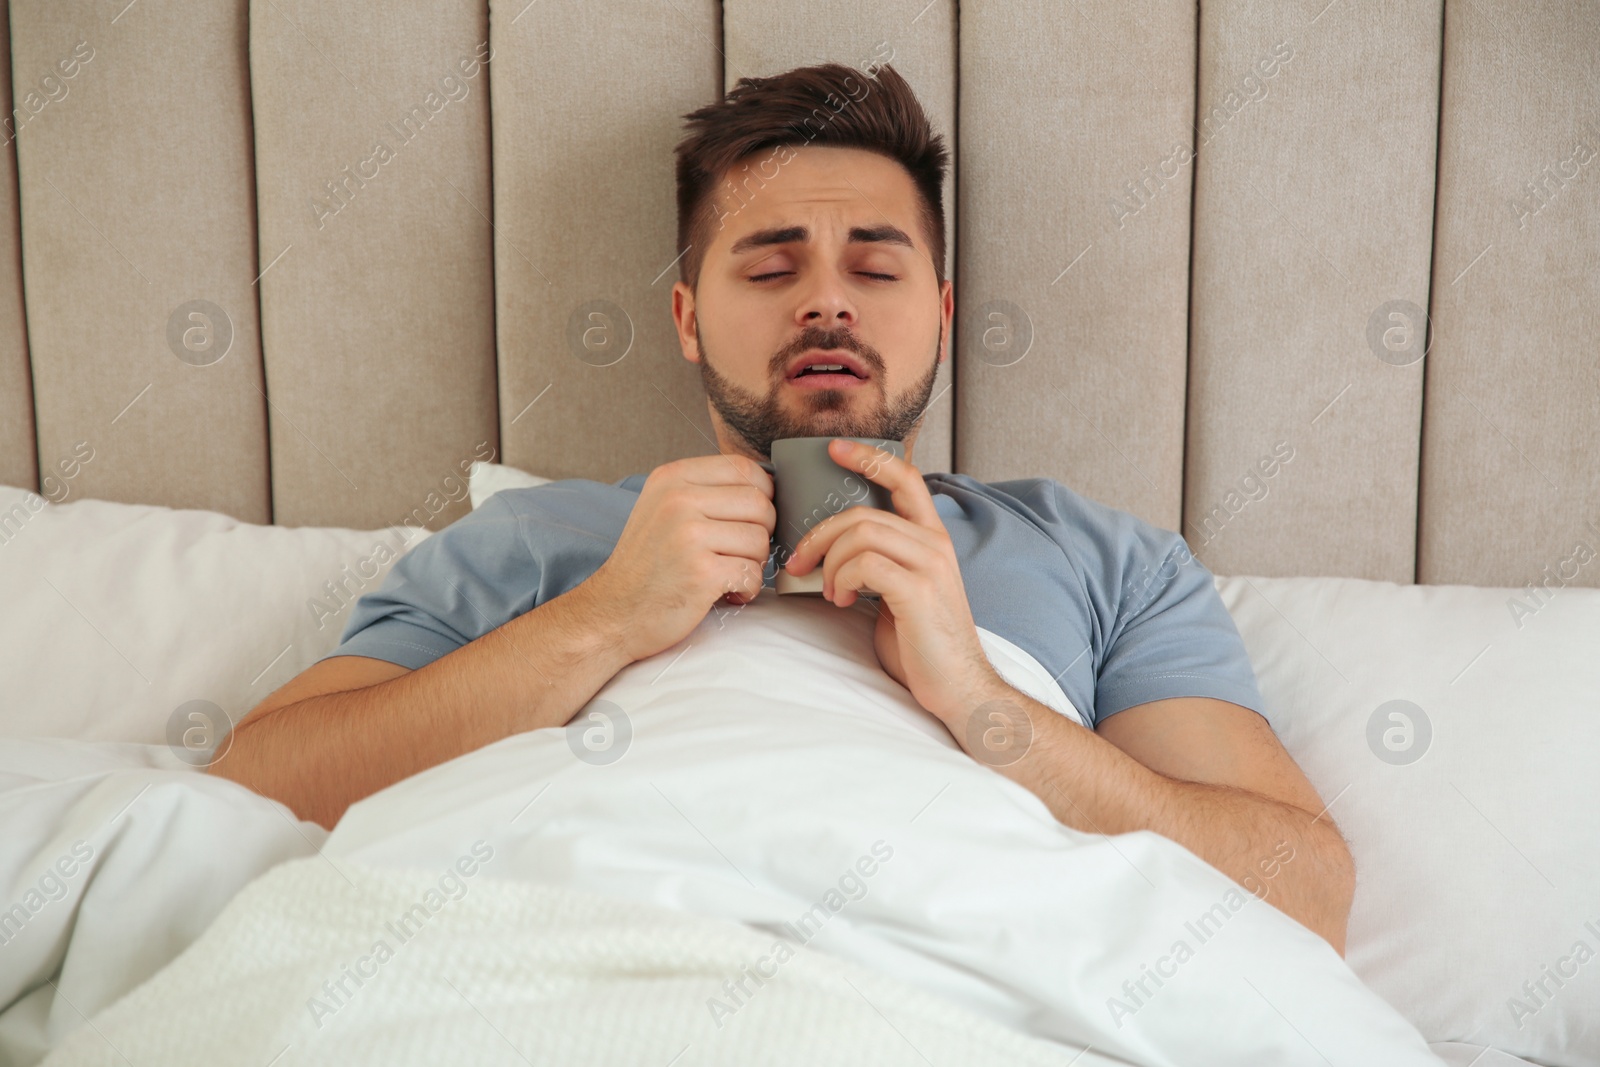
[211,585,634,829]
[958,682,1355,954]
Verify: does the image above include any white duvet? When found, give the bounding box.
[3,593,1444,1065]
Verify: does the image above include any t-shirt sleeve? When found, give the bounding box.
[317,494,539,671]
[1054,485,1268,726]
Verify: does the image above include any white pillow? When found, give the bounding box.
[1216,574,1599,1067]
[0,486,431,747]
[467,459,549,509]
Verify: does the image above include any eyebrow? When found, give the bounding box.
[727,223,916,257]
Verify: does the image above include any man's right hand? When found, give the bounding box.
[578,454,776,664]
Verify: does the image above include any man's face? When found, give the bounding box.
[672,145,954,464]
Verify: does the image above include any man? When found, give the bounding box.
[212,62,1355,955]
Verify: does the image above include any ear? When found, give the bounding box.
[938,279,954,363]
[672,280,701,364]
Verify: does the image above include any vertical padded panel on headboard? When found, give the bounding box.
[1186,0,1441,581]
[723,0,957,476]
[252,0,497,531]
[0,0,35,492]
[1419,1,1600,588]
[958,0,1194,531]
[492,0,721,483]
[12,0,269,520]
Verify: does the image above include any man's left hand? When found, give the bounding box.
[783,438,1005,726]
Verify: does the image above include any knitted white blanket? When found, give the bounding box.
[38,855,1096,1067]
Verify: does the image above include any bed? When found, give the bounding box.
[4,470,1596,1065]
[2,1,1597,1065]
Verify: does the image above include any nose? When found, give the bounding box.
[797,270,858,332]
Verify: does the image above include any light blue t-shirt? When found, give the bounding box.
[321,472,1267,729]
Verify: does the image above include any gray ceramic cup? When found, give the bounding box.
[758,436,905,596]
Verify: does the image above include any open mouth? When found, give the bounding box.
[786,351,871,388]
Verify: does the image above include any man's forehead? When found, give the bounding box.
[712,147,921,258]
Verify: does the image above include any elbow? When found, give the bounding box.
[202,719,250,785]
[201,713,329,827]
[1321,831,1357,958]
[203,705,272,786]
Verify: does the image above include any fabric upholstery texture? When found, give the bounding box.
[0,0,34,491]
[1419,0,1600,586]
[251,0,499,530]
[11,0,271,521]
[0,0,1594,584]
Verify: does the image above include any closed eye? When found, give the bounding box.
[748,271,899,283]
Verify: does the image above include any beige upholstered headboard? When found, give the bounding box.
[1,0,1595,589]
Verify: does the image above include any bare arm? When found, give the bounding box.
[958,687,1356,955]
[208,454,776,832]
[770,442,1352,952]
[1092,697,1356,954]
[207,583,632,830]
[772,442,1354,953]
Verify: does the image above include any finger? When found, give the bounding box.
[827,439,941,530]
[694,519,775,564]
[818,521,932,598]
[783,508,861,574]
[829,550,911,609]
[677,453,774,497]
[717,555,764,604]
[831,557,948,678]
[692,486,778,533]
[786,506,938,575]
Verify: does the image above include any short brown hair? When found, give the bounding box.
[673,62,950,293]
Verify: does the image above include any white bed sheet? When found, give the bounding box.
[3,594,1447,1066]
[0,742,324,1063]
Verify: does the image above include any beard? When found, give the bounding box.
[695,322,942,460]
